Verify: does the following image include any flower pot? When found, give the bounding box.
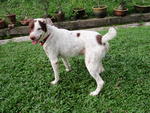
[8,24,15,29]
[54,10,65,22]
[0,19,6,29]
[114,8,128,16]
[6,14,16,24]
[92,5,107,18]
[134,4,150,13]
[73,8,86,19]
[20,19,33,26]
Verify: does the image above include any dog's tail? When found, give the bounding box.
[102,27,117,43]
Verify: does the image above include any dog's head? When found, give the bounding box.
[29,18,53,45]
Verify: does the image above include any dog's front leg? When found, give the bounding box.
[50,58,59,85]
[99,62,105,73]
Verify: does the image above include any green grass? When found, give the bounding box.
[0,0,149,21]
[0,26,150,112]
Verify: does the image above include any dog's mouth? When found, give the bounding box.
[32,40,39,45]
[32,34,44,45]
[31,36,42,45]
[31,33,48,45]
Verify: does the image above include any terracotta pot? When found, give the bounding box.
[0,19,6,29]
[93,5,107,18]
[114,8,128,16]
[134,4,150,13]
[50,16,56,22]
[73,8,86,19]
[54,10,65,22]
[20,19,33,26]
[6,14,16,24]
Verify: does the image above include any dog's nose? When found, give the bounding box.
[30,36,36,40]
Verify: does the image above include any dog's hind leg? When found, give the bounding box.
[61,57,71,72]
[90,73,104,96]
[85,52,104,96]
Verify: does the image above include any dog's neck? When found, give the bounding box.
[39,33,50,46]
[42,25,58,47]
[47,25,58,32]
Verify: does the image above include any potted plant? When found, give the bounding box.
[6,14,16,25]
[0,19,6,29]
[73,8,86,19]
[35,0,51,18]
[4,0,17,24]
[18,1,33,26]
[72,0,86,19]
[134,0,150,13]
[92,0,107,18]
[114,0,128,16]
[54,0,65,22]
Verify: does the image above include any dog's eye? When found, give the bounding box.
[37,28,42,30]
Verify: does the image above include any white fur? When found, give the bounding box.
[29,18,117,96]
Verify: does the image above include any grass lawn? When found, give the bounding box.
[0,0,149,20]
[0,26,150,112]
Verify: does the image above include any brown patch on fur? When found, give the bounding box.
[103,43,106,46]
[39,21,47,32]
[79,48,85,55]
[28,20,34,33]
[96,35,102,45]
[55,62,58,65]
[77,33,80,37]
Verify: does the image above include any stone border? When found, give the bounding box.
[0,22,150,45]
[0,13,150,37]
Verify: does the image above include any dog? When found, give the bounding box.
[29,18,117,96]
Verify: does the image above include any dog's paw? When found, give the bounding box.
[89,91,99,96]
[100,67,105,73]
[51,80,58,85]
[66,68,71,72]
[99,66,105,73]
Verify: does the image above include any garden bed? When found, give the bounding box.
[0,13,150,38]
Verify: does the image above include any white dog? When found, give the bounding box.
[29,18,117,96]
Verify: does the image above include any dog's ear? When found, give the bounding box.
[39,20,47,32]
[45,18,53,25]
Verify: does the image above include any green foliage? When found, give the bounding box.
[0,0,147,20]
[1,0,20,14]
[0,26,150,112]
[93,0,101,7]
[133,0,150,6]
[36,0,50,17]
